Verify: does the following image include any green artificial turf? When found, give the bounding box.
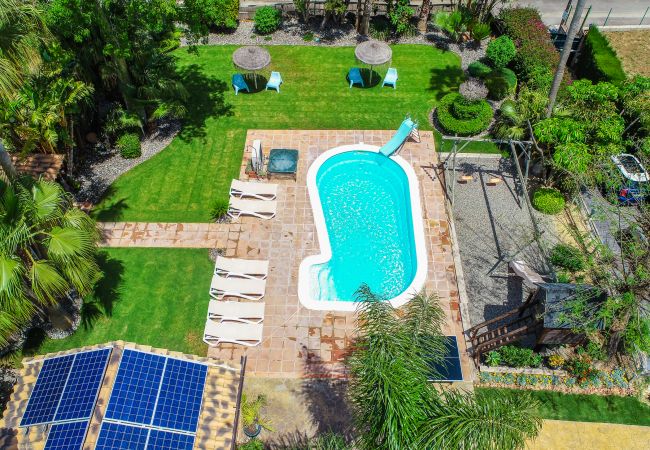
[93,45,463,222]
[30,248,213,357]
[476,387,650,426]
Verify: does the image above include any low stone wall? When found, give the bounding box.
[480,365,568,377]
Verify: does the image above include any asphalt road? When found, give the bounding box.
[513,0,650,26]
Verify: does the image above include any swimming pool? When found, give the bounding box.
[298,144,427,311]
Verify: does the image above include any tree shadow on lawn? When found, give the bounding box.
[80,252,125,330]
[428,66,464,100]
[91,185,129,222]
[176,64,233,142]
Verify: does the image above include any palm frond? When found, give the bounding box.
[29,260,68,304]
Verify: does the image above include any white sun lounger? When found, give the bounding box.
[214,256,269,280]
[207,300,265,324]
[203,320,263,347]
[230,179,278,201]
[228,198,277,220]
[209,275,266,300]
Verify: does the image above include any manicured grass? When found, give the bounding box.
[93,45,463,222]
[438,135,504,154]
[33,248,213,357]
[477,387,650,426]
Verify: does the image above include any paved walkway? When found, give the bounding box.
[99,222,230,248]
[528,419,650,449]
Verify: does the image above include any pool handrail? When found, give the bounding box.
[379,118,417,157]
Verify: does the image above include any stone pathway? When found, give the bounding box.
[99,222,229,248]
[528,419,650,449]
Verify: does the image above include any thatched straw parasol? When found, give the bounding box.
[354,40,392,84]
[232,46,271,88]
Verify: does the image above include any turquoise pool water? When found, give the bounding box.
[310,151,417,302]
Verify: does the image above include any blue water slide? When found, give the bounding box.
[379,118,416,156]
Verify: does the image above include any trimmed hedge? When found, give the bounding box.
[532,187,565,214]
[468,61,492,79]
[485,74,510,100]
[499,7,559,81]
[493,68,517,90]
[254,6,281,34]
[577,26,626,84]
[116,133,141,159]
[486,35,516,69]
[436,93,494,136]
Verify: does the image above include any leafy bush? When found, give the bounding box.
[493,67,517,90]
[532,187,565,215]
[116,133,141,159]
[550,244,586,272]
[485,74,510,100]
[486,35,516,69]
[211,198,230,222]
[468,61,492,79]
[577,26,626,84]
[389,2,415,35]
[432,9,470,42]
[469,22,491,41]
[436,93,493,136]
[183,0,239,30]
[566,357,596,382]
[498,345,542,368]
[237,440,264,450]
[499,7,558,80]
[254,6,281,34]
[547,354,565,369]
[485,350,502,367]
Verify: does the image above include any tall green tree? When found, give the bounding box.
[346,285,542,450]
[0,176,101,347]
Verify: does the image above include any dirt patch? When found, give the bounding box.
[603,30,650,77]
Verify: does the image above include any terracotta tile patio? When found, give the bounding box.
[208,130,473,381]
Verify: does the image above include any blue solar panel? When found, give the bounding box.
[152,358,207,433]
[428,336,464,382]
[21,354,74,426]
[95,423,148,450]
[44,420,88,450]
[55,348,111,421]
[147,429,195,450]
[105,350,166,424]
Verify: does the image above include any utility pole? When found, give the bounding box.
[546,0,586,118]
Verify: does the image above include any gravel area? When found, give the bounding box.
[446,155,560,329]
[185,19,487,69]
[75,120,180,203]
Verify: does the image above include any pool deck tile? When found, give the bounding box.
[207,129,473,381]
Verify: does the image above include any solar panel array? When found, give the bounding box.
[98,349,208,449]
[428,335,464,382]
[20,348,111,450]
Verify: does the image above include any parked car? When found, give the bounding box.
[610,154,649,205]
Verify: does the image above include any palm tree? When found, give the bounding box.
[0,0,49,102]
[0,176,101,347]
[346,285,543,450]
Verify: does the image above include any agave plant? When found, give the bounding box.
[0,176,101,346]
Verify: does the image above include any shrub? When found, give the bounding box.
[577,26,626,84]
[211,198,230,222]
[550,244,586,272]
[486,35,516,69]
[253,6,281,34]
[532,187,565,214]
[485,350,502,367]
[547,354,565,369]
[493,67,517,90]
[183,0,239,30]
[436,93,493,136]
[469,22,491,41]
[498,345,542,368]
[116,133,141,159]
[237,440,264,450]
[499,7,559,80]
[485,74,510,100]
[566,357,596,382]
[468,61,492,79]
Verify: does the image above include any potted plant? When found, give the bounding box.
[241,393,273,439]
[245,160,258,179]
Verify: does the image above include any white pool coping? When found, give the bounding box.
[298,143,428,312]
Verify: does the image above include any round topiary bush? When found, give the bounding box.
[550,244,586,272]
[254,6,281,34]
[492,67,517,90]
[436,93,494,136]
[468,61,492,79]
[485,74,510,100]
[116,132,141,159]
[486,35,516,69]
[532,187,565,215]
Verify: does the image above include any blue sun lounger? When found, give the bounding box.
[348,68,364,88]
[232,73,250,95]
[379,118,417,157]
[382,68,398,89]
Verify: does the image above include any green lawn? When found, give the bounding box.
[93,44,463,223]
[477,387,650,426]
[28,248,213,358]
